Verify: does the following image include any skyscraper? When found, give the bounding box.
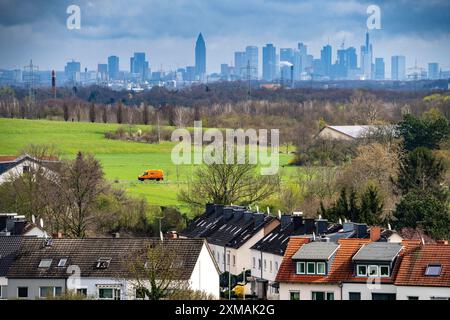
[195,33,206,78]
[131,52,148,82]
[360,32,373,80]
[391,55,406,80]
[320,45,332,77]
[97,64,108,81]
[234,51,247,79]
[245,46,258,80]
[108,56,119,80]
[64,60,81,83]
[262,44,276,81]
[428,63,439,79]
[375,58,385,80]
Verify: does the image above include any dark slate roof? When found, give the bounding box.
[352,242,403,262]
[0,154,60,175]
[0,236,25,276]
[180,204,276,249]
[292,242,340,261]
[6,237,206,280]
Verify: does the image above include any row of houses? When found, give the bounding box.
[180,204,450,300]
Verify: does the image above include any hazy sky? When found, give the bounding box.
[0,0,449,75]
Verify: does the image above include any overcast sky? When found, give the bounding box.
[0,0,449,75]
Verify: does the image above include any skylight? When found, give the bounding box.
[425,264,442,276]
[57,258,68,267]
[96,258,112,269]
[38,259,52,268]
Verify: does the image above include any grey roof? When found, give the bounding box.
[327,125,378,139]
[0,236,25,276]
[292,242,340,261]
[6,237,208,280]
[352,242,403,262]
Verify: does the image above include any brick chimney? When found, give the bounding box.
[436,240,448,245]
[166,231,178,239]
[52,232,63,239]
[370,226,381,242]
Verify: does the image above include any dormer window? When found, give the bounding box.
[38,259,52,268]
[425,264,442,276]
[95,258,111,269]
[296,262,305,274]
[296,261,327,275]
[356,264,390,277]
[368,265,378,277]
[317,262,326,275]
[307,262,316,274]
[357,265,367,276]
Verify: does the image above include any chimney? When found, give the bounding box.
[166,231,178,239]
[205,203,215,215]
[436,240,449,245]
[315,219,328,235]
[304,219,315,234]
[112,232,120,238]
[233,208,245,221]
[52,232,63,239]
[223,207,234,220]
[370,226,381,242]
[280,215,291,230]
[354,223,368,238]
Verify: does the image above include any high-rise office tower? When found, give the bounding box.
[280,48,294,64]
[360,32,373,80]
[97,64,108,81]
[320,45,332,77]
[234,51,247,79]
[131,52,148,81]
[391,55,406,80]
[428,63,439,79]
[220,64,230,79]
[262,44,276,81]
[375,58,385,80]
[108,56,119,80]
[245,46,258,80]
[64,60,81,83]
[195,33,206,78]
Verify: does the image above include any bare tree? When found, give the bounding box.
[179,161,279,209]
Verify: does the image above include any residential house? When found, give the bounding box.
[316,125,379,141]
[0,213,47,237]
[180,204,279,275]
[0,154,60,185]
[4,237,220,300]
[395,242,450,300]
[0,236,25,299]
[277,238,371,300]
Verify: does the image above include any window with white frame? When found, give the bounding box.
[275,261,279,272]
[232,255,236,267]
[357,265,367,276]
[38,259,52,268]
[57,258,68,267]
[317,262,326,275]
[368,265,379,277]
[306,262,316,274]
[380,265,390,277]
[98,287,121,300]
[296,262,305,274]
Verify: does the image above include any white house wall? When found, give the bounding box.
[189,243,220,299]
[279,282,341,300]
[396,286,450,300]
[342,282,397,300]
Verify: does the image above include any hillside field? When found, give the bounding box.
[0,118,296,212]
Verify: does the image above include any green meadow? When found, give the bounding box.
[0,118,297,211]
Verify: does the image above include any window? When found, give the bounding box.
[135,287,147,300]
[76,288,87,297]
[307,262,315,274]
[226,253,230,266]
[38,259,52,268]
[95,258,111,269]
[317,262,326,275]
[264,259,267,270]
[258,259,261,270]
[357,265,367,276]
[57,258,68,267]
[18,287,28,298]
[23,166,30,173]
[270,260,272,272]
[275,261,279,272]
[408,296,419,300]
[349,292,361,300]
[232,255,236,267]
[98,288,113,299]
[296,262,305,274]
[253,257,256,269]
[54,287,62,296]
[425,264,442,276]
[312,291,325,300]
[380,265,390,277]
[327,292,335,300]
[290,291,300,300]
[368,265,378,277]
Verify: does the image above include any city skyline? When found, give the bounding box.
[0,0,449,75]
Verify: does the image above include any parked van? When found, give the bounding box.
[138,169,164,181]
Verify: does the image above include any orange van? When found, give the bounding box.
[138,169,164,181]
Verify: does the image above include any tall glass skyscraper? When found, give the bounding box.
[428,63,439,79]
[391,55,406,80]
[108,55,119,80]
[245,46,258,80]
[195,33,206,78]
[234,51,247,79]
[131,52,148,81]
[375,58,385,80]
[320,45,332,77]
[262,44,276,81]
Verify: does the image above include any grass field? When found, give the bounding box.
[0,118,297,211]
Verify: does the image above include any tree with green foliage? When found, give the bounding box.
[395,147,447,199]
[397,109,450,151]
[394,190,449,240]
[359,184,383,225]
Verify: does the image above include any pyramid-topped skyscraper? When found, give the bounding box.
[195,33,206,78]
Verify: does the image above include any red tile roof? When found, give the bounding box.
[395,243,450,287]
[276,237,370,283]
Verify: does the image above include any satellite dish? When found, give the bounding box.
[387,222,392,230]
[278,210,282,219]
[318,214,322,220]
[338,218,343,225]
[39,218,44,229]
[31,215,36,224]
